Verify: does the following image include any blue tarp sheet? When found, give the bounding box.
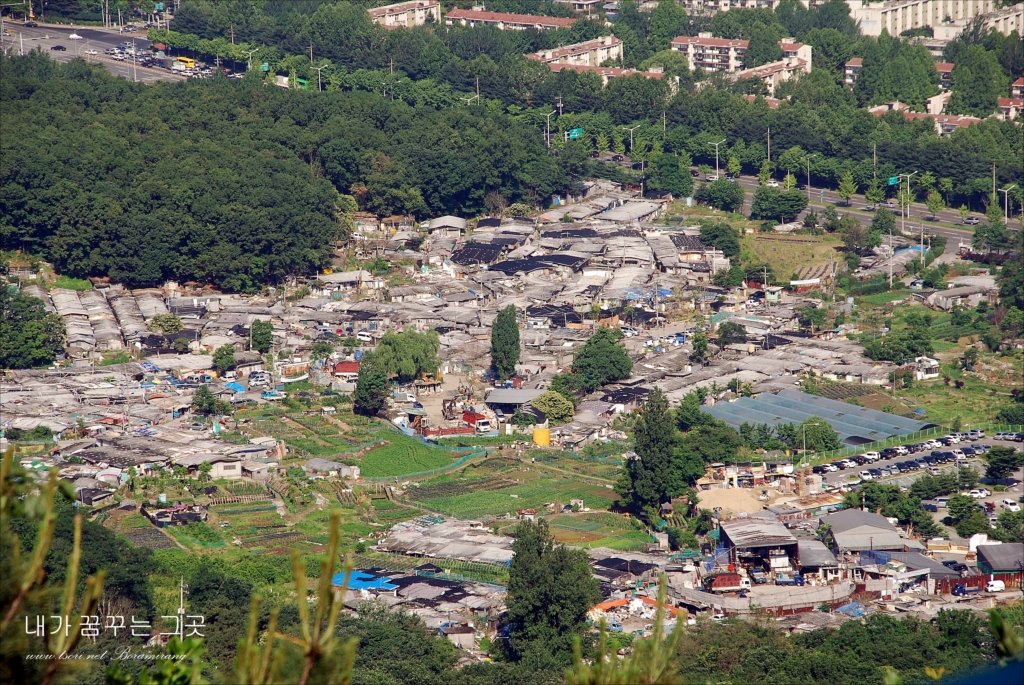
[331,571,398,590]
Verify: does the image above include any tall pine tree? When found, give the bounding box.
[616,387,681,511]
[490,305,520,380]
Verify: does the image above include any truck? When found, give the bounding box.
[462,410,492,435]
[774,573,805,586]
[708,573,751,593]
[260,390,286,401]
[951,583,982,596]
[748,569,768,585]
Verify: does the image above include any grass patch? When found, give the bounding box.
[52,275,92,290]
[100,351,133,366]
[420,479,616,519]
[360,434,459,477]
[740,233,843,284]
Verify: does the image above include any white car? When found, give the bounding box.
[894,446,908,456]
[68,32,83,40]
[84,49,98,55]
[968,490,986,499]
[711,612,725,622]
[821,464,838,472]
[862,451,880,462]
[860,470,875,480]
[1002,500,1022,512]
[766,180,779,188]
[745,299,760,308]
[976,488,991,497]
[924,440,940,449]
[943,435,961,444]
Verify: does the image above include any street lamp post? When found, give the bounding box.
[622,124,641,156]
[244,48,259,71]
[542,111,555,148]
[311,63,329,92]
[708,138,725,179]
[899,171,918,237]
[805,153,818,200]
[998,185,1017,222]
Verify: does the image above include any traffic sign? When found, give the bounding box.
[261,62,269,72]
[568,127,583,140]
[887,176,899,186]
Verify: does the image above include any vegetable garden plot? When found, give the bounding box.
[123,527,178,550]
[406,478,517,502]
[359,436,459,477]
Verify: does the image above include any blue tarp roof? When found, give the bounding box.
[225,382,246,393]
[331,571,398,590]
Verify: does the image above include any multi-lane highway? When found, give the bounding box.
[0,22,183,84]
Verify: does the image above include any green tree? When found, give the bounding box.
[571,327,632,391]
[197,461,213,482]
[310,340,335,362]
[192,385,217,415]
[616,388,681,510]
[505,519,601,660]
[837,171,857,206]
[149,313,184,334]
[676,389,714,431]
[727,156,742,177]
[985,446,1024,481]
[865,177,886,207]
[0,289,65,369]
[870,208,896,245]
[250,319,274,354]
[353,350,389,416]
[530,391,575,425]
[690,332,710,364]
[372,329,440,382]
[648,0,689,52]
[947,45,1009,117]
[213,345,236,372]
[926,190,946,218]
[550,372,585,406]
[798,417,841,453]
[947,493,980,521]
[706,178,746,212]
[796,306,827,333]
[699,220,741,258]
[717,321,748,345]
[648,151,694,197]
[490,305,520,381]
[744,23,784,67]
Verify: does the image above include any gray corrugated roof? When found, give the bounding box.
[797,540,838,567]
[977,543,1024,572]
[720,517,796,548]
[821,509,895,534]
[484,388,546,405]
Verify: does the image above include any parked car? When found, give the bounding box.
[878,467,892,477]
[861,451,880,462]
[50,45,67,51]
[894,445,909,456]
[995,432,1011,440]
[24,21,38,27]
[942,560,969,573]
[860,470,875,480]
[1001,499,1021,512]
[968,489,986,499]
[986,580,1006,592]
[975,443,992,452]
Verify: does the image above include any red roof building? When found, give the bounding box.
[445,8,575,30]
[333,361,360,376]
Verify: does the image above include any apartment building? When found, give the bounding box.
[670,35,748,72]
[529,36,623,67]
[444,8,576,30]
[735,54,811,95]
[555,0,603,10]
[1012,77,1024,98]
[368,0,441,29]
[546,63,677,91]
[844,57,863,86]
[846,0,998,38]
[935,62,955,89]
[670,34,811,75]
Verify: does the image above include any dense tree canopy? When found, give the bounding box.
[569,326,632,391]
[0,290,65,369]
[490,305,520,381]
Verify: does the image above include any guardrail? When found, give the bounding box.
[809,424,1023,465]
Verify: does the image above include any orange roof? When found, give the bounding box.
[846,57,863,67]
[935,62,955,72]
[591,596,680,616]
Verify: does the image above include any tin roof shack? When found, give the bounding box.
[375,518,515,566]
[796,540,840,581]
[590,557,659,585]
[927,285,996,311]
[142,503,209,528]
[819,509,925,554]
[173,453,243,480]
[976,543,1024,586]
[440,624,476,649]
[719,517,799,574]
[304,458,360,480]
[428,216,467,238]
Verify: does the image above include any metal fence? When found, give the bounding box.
[810,424,1023,465]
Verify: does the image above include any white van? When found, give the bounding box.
[356,331,373,343]
[985,580,1005,593]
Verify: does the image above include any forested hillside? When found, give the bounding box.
[0,52,569,288]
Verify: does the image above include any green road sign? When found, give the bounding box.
[568,127,583,140]
[261,62,269,72]
[887,176,899,186]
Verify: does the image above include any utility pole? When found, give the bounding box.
[230,26,234,45]
[541,110,554,148]
[805,153,817,200]
[311,63,328,92]
[708,138,725,179]
[899,171,918,239]
[998,185,1016,222]
[132,39,137,83]
[460,77,480,105]
[873,143,876,179]
[622,124,640,155]
[556,95,563,116]
[766,126,770,162]
[992,163,996,203]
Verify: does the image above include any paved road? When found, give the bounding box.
[0,22,183,84]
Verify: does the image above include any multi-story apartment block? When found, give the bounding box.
[670,34,811,74]
[368,1,441,29]
[529,36,624,67]
[555,0,603,11]
[670,35,748,72]
[846,0,999,38]
[1012,77,1024,98]
[444,8,576,30]
[935,62,955,89]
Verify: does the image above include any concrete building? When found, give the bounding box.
[368,1,440,28]
[545,63,674,88]
[529,36,623,67]
[444,8,576,30]
[734,53,811,96]
[820,509,926,553]
[670,34,748,72]
[998,97,1023,120]
[844,57,863,86]
[173,453,243,480]
[847,0,998,38]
